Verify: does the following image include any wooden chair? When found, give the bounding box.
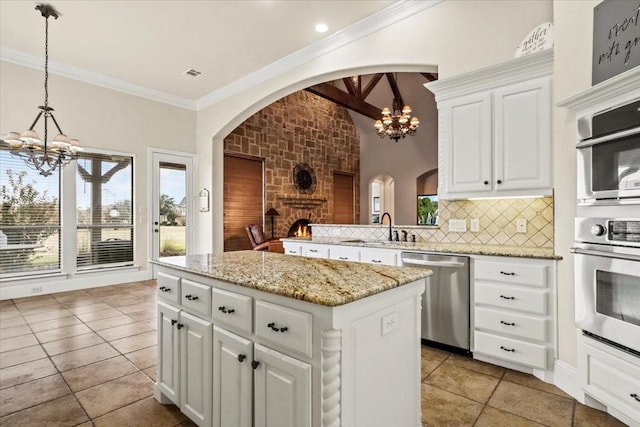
[245,224,270,251]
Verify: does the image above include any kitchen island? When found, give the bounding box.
[151,250,430,427]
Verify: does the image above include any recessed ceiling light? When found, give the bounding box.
[183,69,202,78]
[315,22,328,33]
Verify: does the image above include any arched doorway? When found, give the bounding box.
[369,174,394,224]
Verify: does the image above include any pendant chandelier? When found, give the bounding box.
[1,4,80,177]
[374,98,420,142]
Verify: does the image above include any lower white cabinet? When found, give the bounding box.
[157,301,212,427]
[360,248,398,266]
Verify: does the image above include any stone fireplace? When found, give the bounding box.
[288,219,311,237]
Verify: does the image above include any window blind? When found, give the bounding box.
[76,152,134,269]
[0,147,61,276]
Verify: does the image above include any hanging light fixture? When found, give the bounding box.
[374,98,420,142]
[1,4,80,177]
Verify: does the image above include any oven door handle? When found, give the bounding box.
[571,247,640,262]
[576,126,640,149]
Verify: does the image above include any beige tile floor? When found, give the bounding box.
[0,280,629,427]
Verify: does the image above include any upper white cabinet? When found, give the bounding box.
[427,50,553,199]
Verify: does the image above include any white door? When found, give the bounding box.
[213,326,253,427]
[254,343,311,427]
[157,302,180,404]
[494,77,551,191]
[443,92,492,195]
[180,311,212,427]
[150,150,195,260]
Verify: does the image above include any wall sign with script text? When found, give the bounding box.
[592,0,640,85]
[514,22,553,57]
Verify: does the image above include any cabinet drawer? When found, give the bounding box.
[475,283,546,314]
[474,331,546,369]
[181,279,212,318]
[157,272,180,305]
[303,246,328,258]
[475,261,546,287]
[212,288,253,334]
[475,307,546,342]
[255,300,312,358]
[329,246,360,262]
[283,243,302,256]
[588,355,640,414]
[361,250,397,266]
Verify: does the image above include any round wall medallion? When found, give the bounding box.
[293,163,316,194]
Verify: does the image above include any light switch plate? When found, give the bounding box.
[516,218,527,233]
[449,219,467,233]
[470,218,480,232]
[382,312,397,335]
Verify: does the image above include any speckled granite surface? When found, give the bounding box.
[280,237,561,260]
[150,251,431,307]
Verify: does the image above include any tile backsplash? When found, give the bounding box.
[312,197,554,249]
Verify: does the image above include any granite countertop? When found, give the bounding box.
[150,251,431,307]
[280,237,561,260]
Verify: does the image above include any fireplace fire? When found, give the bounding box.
[288,219,311,237]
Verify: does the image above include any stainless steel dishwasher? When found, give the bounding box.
[401,251,470,354]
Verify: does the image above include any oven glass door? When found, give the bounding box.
[575,250,640,353]
[578,131,640,201]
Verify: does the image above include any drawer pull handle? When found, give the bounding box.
[631,393,640,402]
[500,345,515,352]
[267,322,288,333]
[371,259,382,263]
[185,294,199,301]
[171,319,177,326]
[500,320,516,326]
[339,257,348,260]
[237,354,246,363]
[500,271,515,276]
[176,323,184,330]
[251,360,260,370]
[159,286,171,292]
[500,295,515,300]
[309,249,318,253]
[288,250,297,254]
[218,306,235,314]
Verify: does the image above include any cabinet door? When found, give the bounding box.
[301,243,329,259]
[443,92,492,195]
[254,343,311,427]
[157,301,180,404]
[494,77,551,192]
[213,326,253,427]
[180,311,212,427]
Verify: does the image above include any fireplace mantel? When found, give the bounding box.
[277,196,327,209]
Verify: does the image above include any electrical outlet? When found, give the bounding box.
[470,218,480,232]
[516,218,527,233]
[31,286,42,294]
[449,219,467,233]
[331,228,341,237]
[382,312,397,335]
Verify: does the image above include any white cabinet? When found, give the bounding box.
[328,245,360,262]
[427,50,553,199]
[301,243,329,259]
[157,301,213,427]
[472,256,556,381]
[360,248,398,266]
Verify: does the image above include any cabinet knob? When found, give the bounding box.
[176,323,184,329]
[499,295,515,300]
[483,180,489,185]
[500,345,515,352]
[237,354,246,363]
[171,319,177,326]
[497,179,502,184]
[251,360,260,370]
[154,229,159,233]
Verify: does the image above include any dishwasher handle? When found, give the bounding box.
[401,258,466,268]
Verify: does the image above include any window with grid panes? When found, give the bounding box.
[0,147,61,276]
[76,152,134,269]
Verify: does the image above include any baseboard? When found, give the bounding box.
[553,359,583,401]
[0,268,152,300]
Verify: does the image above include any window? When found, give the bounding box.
[76,152,134,269]
[0,147,61,276]
[417,194,438,225]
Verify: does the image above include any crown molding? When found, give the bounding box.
[0,47,198,110]
[556,66,640,114]
[424,49,554,102]
[1,0,441,112]
[195,0,442,110]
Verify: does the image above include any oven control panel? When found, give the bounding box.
[576,218,640,247]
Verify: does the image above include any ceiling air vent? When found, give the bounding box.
[183,69,202,78]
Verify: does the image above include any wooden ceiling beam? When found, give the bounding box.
[305,83,381,120]
[342,77,357,96]
[361,73,384,100]
[385,73,404,107]
[420,72,439,82]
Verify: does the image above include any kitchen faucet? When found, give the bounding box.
[381,212,392,241]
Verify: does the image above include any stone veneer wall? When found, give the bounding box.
[224,91,360,237]
[312,197,554,249]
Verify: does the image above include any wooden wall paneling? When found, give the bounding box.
[333,172,354,224]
